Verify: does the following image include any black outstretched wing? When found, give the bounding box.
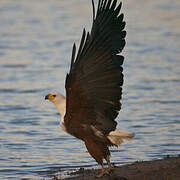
[64,0,126,136]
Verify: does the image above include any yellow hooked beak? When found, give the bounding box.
[45,93,56,101]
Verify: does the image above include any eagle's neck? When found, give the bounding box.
[52,94,67,132]
[54,96,67,132]
[54,95,66,122]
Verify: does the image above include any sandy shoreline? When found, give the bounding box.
[45,156,180,180]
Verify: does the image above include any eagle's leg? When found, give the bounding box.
[96,163,109,178]
[84,139,110,178]
[105,155,115,172]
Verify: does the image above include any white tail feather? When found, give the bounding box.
[107,130,135,146]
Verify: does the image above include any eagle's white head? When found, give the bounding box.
[45,92,66,119]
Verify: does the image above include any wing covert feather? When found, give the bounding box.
[65,0,126,135]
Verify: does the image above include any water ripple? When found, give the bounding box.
[0,0,179,179]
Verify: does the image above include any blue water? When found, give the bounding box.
[0,0,180,179]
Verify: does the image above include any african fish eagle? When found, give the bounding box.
[45,0,134,177]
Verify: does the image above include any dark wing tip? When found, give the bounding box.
[110,0,117,10]
[70,43,76,72]
[92,0,95,20]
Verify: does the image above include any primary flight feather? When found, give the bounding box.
[45,0,134,177]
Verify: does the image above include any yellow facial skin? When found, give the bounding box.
[45,93,56,101]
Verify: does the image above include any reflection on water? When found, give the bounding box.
[0,0,180,179]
